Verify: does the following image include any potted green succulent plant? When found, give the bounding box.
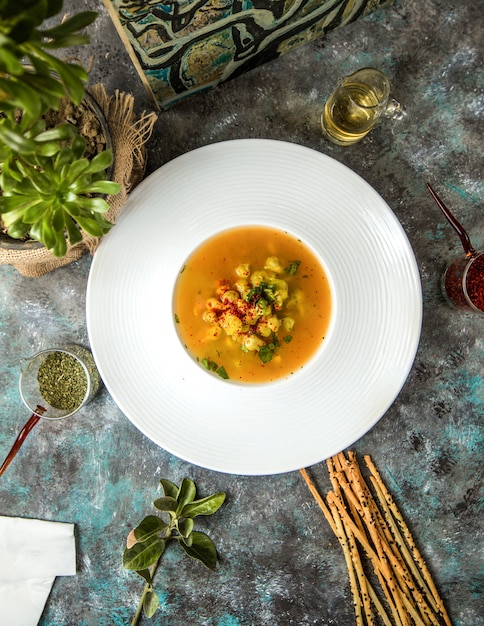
[0,0,120,257]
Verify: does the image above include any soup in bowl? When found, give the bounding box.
[173,225,332,383]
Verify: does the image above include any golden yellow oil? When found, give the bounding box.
[322,82,382,145]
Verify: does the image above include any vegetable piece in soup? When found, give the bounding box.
[173,226,332,383]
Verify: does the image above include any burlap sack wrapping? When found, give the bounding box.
[0,84,157,277]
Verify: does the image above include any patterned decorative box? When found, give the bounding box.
[103,0,393,110]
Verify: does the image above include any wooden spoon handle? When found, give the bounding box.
[0,406,46,477]
[427,183,476,257]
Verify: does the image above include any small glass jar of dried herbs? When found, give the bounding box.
[19,345,101,419]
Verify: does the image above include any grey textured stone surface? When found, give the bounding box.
[0,1,482,624]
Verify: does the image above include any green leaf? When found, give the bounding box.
[0,47,23,74]
[181,492,226,519]
[134,515,168,543]
[135,569,152,585]
[70,133,86,159]
[40,213,56,249]
[1,204,34,227]
[22,200,49,224]
[73,214,106,237]
[143,590,159,618]
[0,159,25,185]
[51,235,67,257]
[35,123,77,143]
[28,218,43,243]
[24,117,47,138]
[33,51,87,104]
[159,479,179,499]
[31,141,61,158]
[64,216,83,246]
[41,11,98,39]
[85,149,113,174]
[27,169,53,194]
[55,146,74,169]
[74,196,110,214]
[179,531,218,571]
[82,180,120,196]
[10,21,36,45]
[63,201,82,218]
[3,219,30,239]
[52,207,65,232]
[64,158,90,184]
[123,536,165,571]
[177,517,194,538]
[18,71,64,112]
[91,213,113,234]
[41,34,91,49]
[176,478,197,515]
[0,76,43,118]
[0,195,30,214]
[45,0,63,18]
[152,496,178,514]
[0,125,37,154]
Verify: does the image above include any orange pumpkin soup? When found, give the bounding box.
[173,226,332,383]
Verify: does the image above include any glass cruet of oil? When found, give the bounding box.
[321,67,406,146]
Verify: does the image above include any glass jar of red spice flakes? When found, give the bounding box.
[443,251,484,315]
[427,184,483,317]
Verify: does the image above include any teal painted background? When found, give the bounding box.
[0,0,482,624]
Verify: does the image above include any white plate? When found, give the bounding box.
[86,139,422,475]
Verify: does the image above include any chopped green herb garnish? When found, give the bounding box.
[264,284,277,302]
[174,313,180,323]
[283,335,293,343]
[255,298,270,316]
[201,357,217,371]
[285,260,300,275]
[245,281,278,305]
[259,344,275,363]
[217,366,229,380]
[202,358,230,379]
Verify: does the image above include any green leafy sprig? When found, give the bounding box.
[0,1,97,118]
[123,477,226,625]
[0,1,120,257]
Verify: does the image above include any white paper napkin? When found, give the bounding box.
[0,516,76,626]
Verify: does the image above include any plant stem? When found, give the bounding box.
[131,581,152,626]
[131,561,160,626]
[131,524,174,625]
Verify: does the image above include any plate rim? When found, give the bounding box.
[87,138,422,475]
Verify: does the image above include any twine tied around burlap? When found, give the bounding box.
[0,84,157,277]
